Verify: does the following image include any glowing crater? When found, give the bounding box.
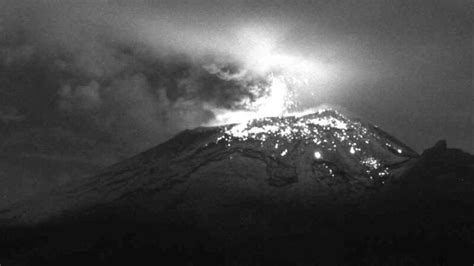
[214,109,407,182]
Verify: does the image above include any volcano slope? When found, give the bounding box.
[0,110,473,265]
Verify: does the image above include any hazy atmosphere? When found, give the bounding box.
[0,0,472,202]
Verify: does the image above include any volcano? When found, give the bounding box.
[1,109,473,265]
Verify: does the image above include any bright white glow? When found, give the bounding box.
[251,74,289,117]
[208,74,291,125]
[280,149,288,156]
[350,147,356,154]
[307,117,348,130]
[204,25,334,125]
[238,27,330,81]
[397,148,402,154]
[362,157,381,170]
[218,108,351,144]
[314,151,322,159]
[209,110,259,125]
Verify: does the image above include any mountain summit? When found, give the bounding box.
[1,109,472,265]
[1,109,417,224]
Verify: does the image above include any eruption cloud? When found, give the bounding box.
[0,2,339,157]
[136,17,337,125]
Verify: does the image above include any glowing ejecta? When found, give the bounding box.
[314,151,322,159]
[350,147,356,154]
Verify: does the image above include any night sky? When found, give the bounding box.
[0,0,472,203]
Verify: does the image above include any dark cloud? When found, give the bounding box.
[0,15,276,148]
[51,42,274,151]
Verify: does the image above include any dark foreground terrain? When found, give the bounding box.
[0,112,473,265]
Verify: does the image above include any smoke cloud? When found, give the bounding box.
[1,2,293,151]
